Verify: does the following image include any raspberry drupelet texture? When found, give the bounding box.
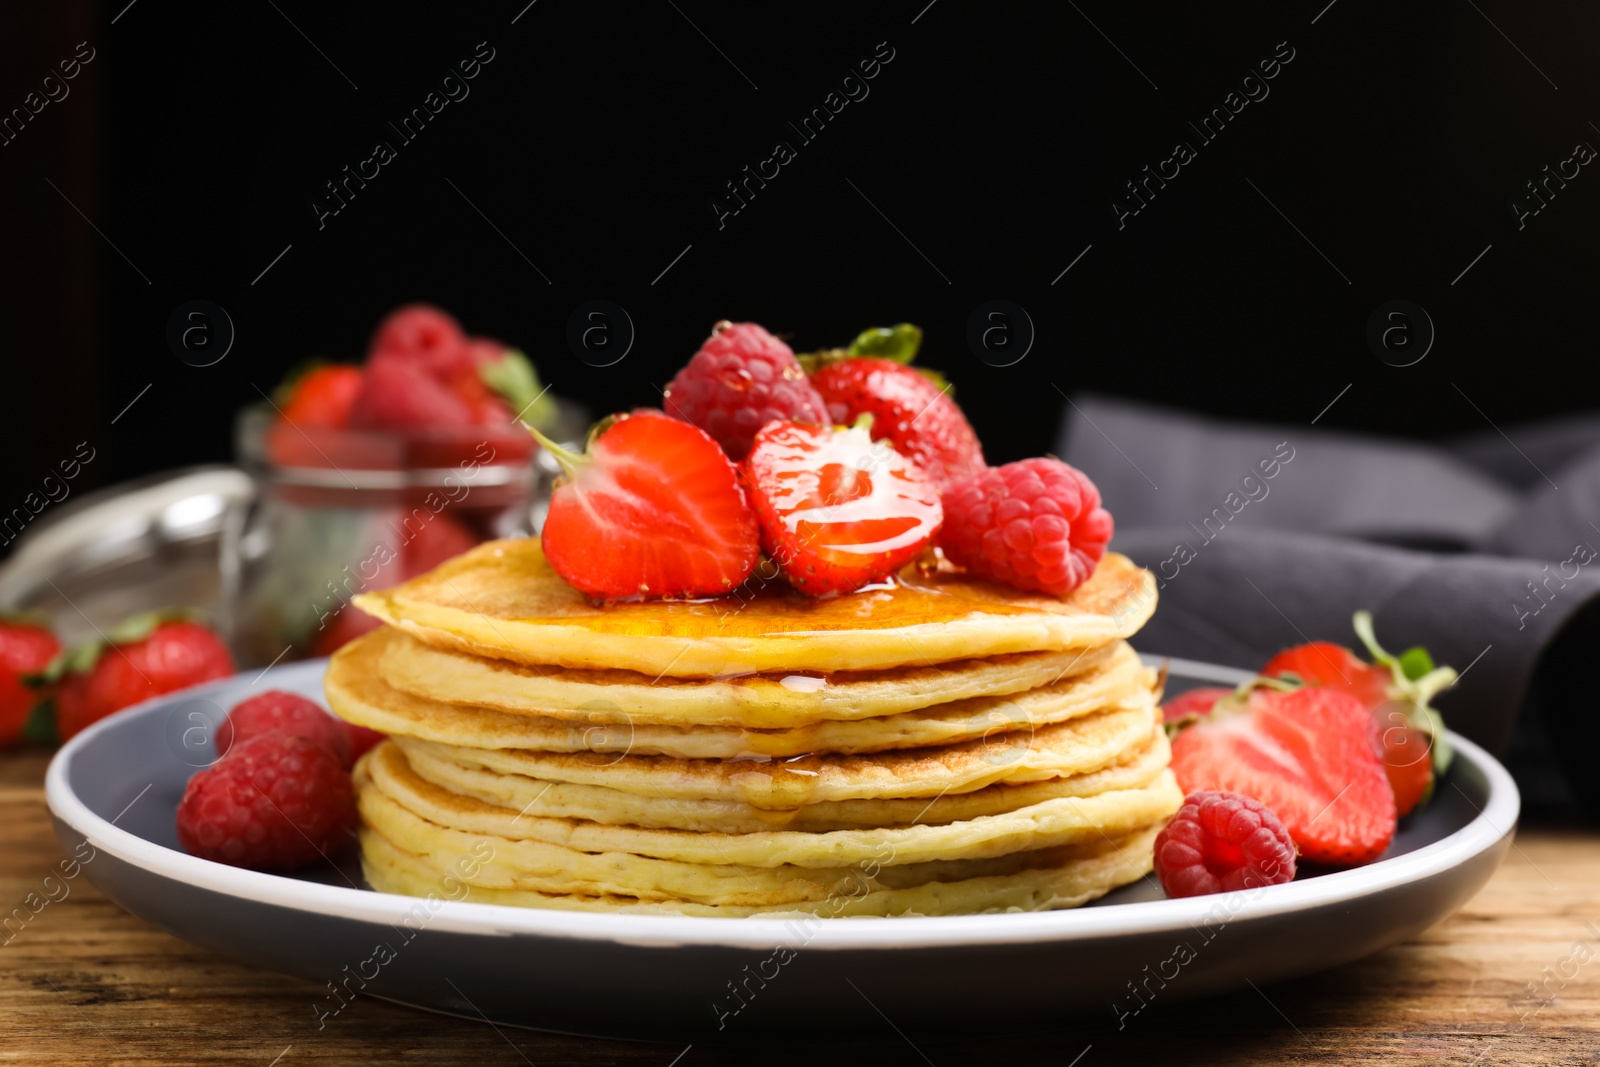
[216,690,353,768]
[176,732,356,871]
[1153,790,1298,898]
[663,321,830,461]
[938,458,1113,596]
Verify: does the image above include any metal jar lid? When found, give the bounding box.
[0,466,252,644]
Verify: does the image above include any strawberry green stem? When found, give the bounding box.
[1353,610,1456,774]
[526,424,587,479]
[851,412,875,434]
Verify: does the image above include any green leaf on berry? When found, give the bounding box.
[1399,646,1434,681]
[481,349,556,430]
[795,348,849,375]
[1421,705,1452,774]
[106,608,200,645]
[846,323,923,364]
[1352,610,1456,776]
[271,359,331,407]
[37,608,202,682]
[798,323,926,375]
[20,699,58,747]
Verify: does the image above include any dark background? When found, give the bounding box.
[3,0,1597,516]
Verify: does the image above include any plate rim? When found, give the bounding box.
[45,657,1520,952]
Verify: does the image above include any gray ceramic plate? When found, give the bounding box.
[46,655,1518,1042]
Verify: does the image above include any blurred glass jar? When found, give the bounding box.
[223,403,580,668]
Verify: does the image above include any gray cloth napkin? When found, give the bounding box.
[1057,394,1516,550]
[1056,395,1600,813]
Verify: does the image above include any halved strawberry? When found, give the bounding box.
[809,357,984,492]
[1169,686,1397,865]
[741,419,943,596]
[1260,617,1458,819]
[532,410,760,601]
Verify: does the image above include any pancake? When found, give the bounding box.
[394,727,1170,833]
[328,631,1153,756]
[370,624,1127,728]
[352,539,1156,677]
[388,696,1160,808]
[361,742,1181,870]
[360,822,1161,917]
[356,752,1178,895]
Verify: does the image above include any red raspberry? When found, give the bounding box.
[663,321,830,461]
[216,690,353,767]
[348,356,475,430]
[343,722,387,763]
[368,304,470,377]
[1153,791,1298,898]
[176,732,356,871]
[938,458,1113,596]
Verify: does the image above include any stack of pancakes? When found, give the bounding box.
[329,539,1180,917]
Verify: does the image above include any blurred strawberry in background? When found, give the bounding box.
[236,303,574,665]
[42,613,234,741]
[278,365,364,428]
[0,617,62,746]
[264,302,552,470]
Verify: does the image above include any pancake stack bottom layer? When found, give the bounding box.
[331,539,1180,917]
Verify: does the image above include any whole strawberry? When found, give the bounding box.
[176,731,356,871]
[0,618,61,746]
[939,458,1112,596]
[278,365,364,429]
[810,357,985,491]
[532,410,761,600]
[663,321,830,461]
[1263,641,1391,709]
[742,418,943,596]
[53,615,235,741]
[1374,716,1435,817]
[216,690,352,767]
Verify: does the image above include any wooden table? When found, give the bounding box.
[4,751,1598,1067]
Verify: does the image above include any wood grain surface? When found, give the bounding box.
[3,750,1597,1067]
